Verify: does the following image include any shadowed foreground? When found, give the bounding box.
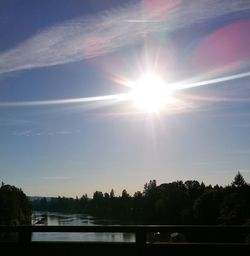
[2,241,250,255]
[1,225,249,255]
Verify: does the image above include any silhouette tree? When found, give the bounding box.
[110,189,115,198]
[30,174,250,226]
[193,189,224,224]
[134,191,142,198]
[122,189,129,198]
[0,184,31,225]
[0,184,31,241]
[232,172,247,187]
[219,192,248,224]
[142,180,158,221]
[143,180,157,197]
[93,191,104,200]
[104,192,110,199]
[131,191,144,221]
[185,180,202,200]
[156,181,188,224]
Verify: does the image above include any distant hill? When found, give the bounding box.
[29,196,53,202]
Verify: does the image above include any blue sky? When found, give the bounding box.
[0,0,250,197]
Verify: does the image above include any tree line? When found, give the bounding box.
[0,182,32,241]
[32,172,250,225]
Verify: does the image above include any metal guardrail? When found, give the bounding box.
[1,225,250,255]
[0,225,250,244]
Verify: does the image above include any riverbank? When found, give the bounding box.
[32,212,135,242]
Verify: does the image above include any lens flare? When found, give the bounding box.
[130,74,173,113]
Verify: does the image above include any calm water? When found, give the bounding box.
[32,212,135,242]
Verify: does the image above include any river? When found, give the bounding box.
[32,212,135,242]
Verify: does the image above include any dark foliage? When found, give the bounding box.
[0,183,32,241]
[0,183,31,225]
[32,172,250,225]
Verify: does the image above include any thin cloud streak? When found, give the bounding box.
[0,71,249,108]
[0,0,249,74]
[0,118,37,126]
[0,93,129,107]
[175,71,250,91]
[13,130,31,137]
[127,19,161,23]
[12,129,75,137]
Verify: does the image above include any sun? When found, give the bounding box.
[130,74,172,113]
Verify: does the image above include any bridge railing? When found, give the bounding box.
[0,225,250,244]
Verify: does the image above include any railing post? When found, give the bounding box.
[135,231,147,245]
[18,230,32,243]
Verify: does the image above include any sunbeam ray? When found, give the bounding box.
[0,93,129,107]
[1,71,249,109]
[174,71,250,91]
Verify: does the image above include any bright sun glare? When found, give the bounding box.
[130,74,172,113]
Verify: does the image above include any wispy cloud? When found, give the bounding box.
[0,118,37,126]
[175,72,250,91]
[0,0,249,74]
[13,130,31,137]
[12,129,75,137]
[58,130,73,135]
[0,93,128,107]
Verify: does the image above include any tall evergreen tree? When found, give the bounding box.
[232,172,247,187]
